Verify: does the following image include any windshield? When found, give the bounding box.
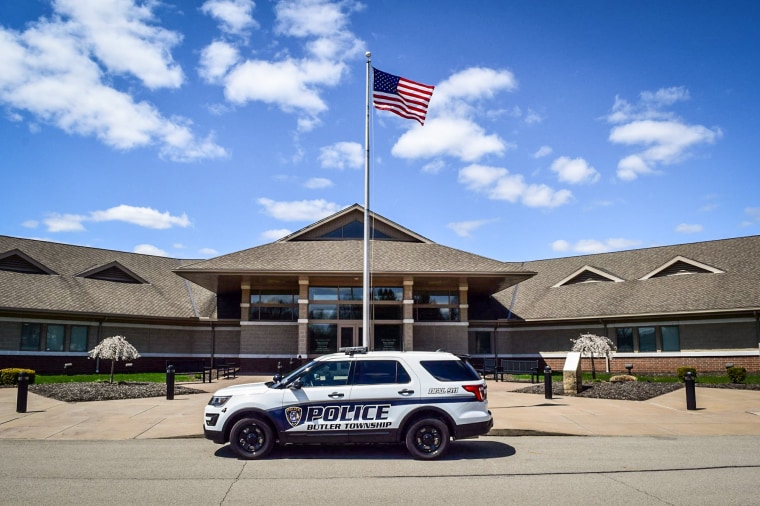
[270,360,317,388]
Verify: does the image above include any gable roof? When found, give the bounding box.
[279,204,432,243]
[495,235,760,321]
[175,206,534,294]
[0,236,216,320]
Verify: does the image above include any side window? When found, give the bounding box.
[353,360,411,385]
[301,361,351,387]
[420,360,480,381]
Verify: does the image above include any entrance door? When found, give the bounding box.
[339,325,363,349]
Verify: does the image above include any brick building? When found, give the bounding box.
[1,205,758,375]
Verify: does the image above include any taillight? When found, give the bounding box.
[463,383,486,401]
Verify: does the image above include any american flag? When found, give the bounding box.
[372,68,434,125]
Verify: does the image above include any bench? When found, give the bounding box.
[165,360,213,383]
[481,358,500,381]
[216,362,239,380]
[499,359,540,383]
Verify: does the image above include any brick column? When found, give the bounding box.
[240,278,251,322]
[298,276,309,356]
[458,279,468,322]
[403,277,414,350]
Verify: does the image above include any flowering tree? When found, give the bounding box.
[570,333,616,379]
[88,335,141,383]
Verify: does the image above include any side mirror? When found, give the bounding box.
[272,373,282,383]
[291,379,303,390]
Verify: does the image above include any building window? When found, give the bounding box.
[413,290,461,321]
[250,290,297,321]
[616,327,634,352]
[661,326,681,351]
[638,327,657,352]
[475,331,492,354]
[46,324,65,352]
[374,324,402,351]
[308,324,337,354]
[70,326,89,352]
[308,286,402,321]
[20,323,41,351]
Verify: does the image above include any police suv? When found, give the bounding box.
[203,348,492,460]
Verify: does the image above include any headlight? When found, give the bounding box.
[208,395,231,407]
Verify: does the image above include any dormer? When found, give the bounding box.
[77,261,147,284]
[553,265,624,287]
[640,256,724,280]
[0,249,56,275]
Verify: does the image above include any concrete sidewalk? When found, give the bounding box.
[1,376,759,440]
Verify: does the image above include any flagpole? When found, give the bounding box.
[362,51,371,349]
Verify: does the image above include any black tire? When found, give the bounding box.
[405,417,450,460]
[229,416,275,459]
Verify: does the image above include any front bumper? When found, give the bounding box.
[203,426,225,444]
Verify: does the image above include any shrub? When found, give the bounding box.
[0,368,36,385]
[676,367,697,382]
[610,374,637,382]
[727,366,747,384]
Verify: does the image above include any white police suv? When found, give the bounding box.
[203,348,492,460]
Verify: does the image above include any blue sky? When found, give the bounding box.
[1,0,758,262]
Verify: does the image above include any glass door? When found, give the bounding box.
[339,324,363,349]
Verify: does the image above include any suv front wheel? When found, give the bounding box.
[229,416,275,459]
[405,417,450,460]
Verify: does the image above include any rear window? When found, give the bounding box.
[420,360,480,381]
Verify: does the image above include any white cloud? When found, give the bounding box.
[392,117,510,162]
[201,0,258,37]
[675,223,703,234]
[204,0,364,129]
[524,109,542,124]
[90,205,190,229]
[55,0,184,89]
[458,164,572,209]
[257,198,342,221]
[319,141,363,169]
[533,145,553,158]
[550,156,600,184]
[0,2,227,162]
[44,213,87,233]
[447,219,493,238]
[261,228,292,241]
[199,41,240,83]
[387,67,518,164]
[304,177,334,189]
[133,244,168,256]
[607,88,721,181]
[421,159,446,174]
[41,205,190,232]
[742,207,760,227]
[198,247,219,257]
[552,238,642,254]
[22,220,39,229]
[433,67,518,107]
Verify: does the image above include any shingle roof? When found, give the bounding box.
[495,235,760,320]
[0,236,216,320]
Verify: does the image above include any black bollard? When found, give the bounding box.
[16,372,29,413]
[543,366,552,400]
[166,365,175,400]
[684,371,696,410]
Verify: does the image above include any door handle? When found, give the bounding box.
[328,392,345,398]
[398,389,415,395]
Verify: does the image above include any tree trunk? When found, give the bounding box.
[110,359,115,384]
[590,353,596,380]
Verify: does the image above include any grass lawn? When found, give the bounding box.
[33,372,199,384]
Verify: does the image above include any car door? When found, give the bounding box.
[278,359,354,444]
[347,359,420,443]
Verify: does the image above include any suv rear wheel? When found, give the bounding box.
[229,416,275,459]
[405,417,450,460]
